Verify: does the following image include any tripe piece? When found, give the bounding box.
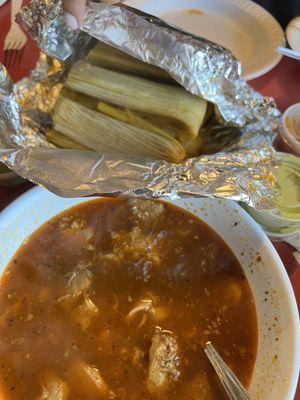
[147,327,180,394]
[74,297,99,331]
[39,373,69,400]
[69,360,115,398]
[126,295,169,329]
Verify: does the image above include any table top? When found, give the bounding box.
[0,45,300,399]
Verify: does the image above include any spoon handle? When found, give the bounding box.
[204,342,251,400]
[277,46,300,60]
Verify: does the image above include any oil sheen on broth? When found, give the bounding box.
[0,199,257,399]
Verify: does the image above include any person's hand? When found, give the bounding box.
[63,0,121,30]
[63,0,87,30]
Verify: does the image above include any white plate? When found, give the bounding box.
[0,187,299,399]
[125,0,285,80]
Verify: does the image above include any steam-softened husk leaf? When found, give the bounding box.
[46,129,90,150]
[87,42,174,83]
[66,63,207,142]
[97,102,178,139]
[53,97,186,163]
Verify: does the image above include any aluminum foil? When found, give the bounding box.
[0,0,281,209]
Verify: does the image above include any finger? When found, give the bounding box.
[101,0,122,3]
[63,0,87,29]
[20,36,27,49]
[3,36,11,51]
[18,39,26,50]
[7,41,16,50]
[3,41,8,51]
[16,40,22,50]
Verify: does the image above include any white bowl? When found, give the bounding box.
[243,204,300,231]
[125,0,285,80]
[266,228,300,251]
[0,187,299,399]
[282,103,300,155]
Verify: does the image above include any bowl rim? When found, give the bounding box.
[244,204,300,225]
[0,186,299,399]
[281,103,300,155]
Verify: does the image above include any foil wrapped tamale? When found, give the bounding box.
[0,1,281,209]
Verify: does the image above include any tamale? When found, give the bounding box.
[97,102,174,138]
[61,88,98,111]
[183,104,215,157]
[46,129,90,150]
[87,42,174,83]
[183,135,204,158]
[66,63,207,142]
[53,97,186,163]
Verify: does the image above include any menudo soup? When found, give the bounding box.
[0,198,257,399]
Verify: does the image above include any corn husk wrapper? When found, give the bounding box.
[65,62,207,142]
[0,1,281,209]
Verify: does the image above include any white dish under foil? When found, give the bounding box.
[125,0,285,80]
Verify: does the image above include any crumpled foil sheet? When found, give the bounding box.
[0,147,277,205]
[0,0,281,209]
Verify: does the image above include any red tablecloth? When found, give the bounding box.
[0,0,39,82]
[0,26,300,396]
[253,57,300,397]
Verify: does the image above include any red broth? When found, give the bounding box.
[0,198,257,399]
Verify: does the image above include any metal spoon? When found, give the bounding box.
[204,341,251,400]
